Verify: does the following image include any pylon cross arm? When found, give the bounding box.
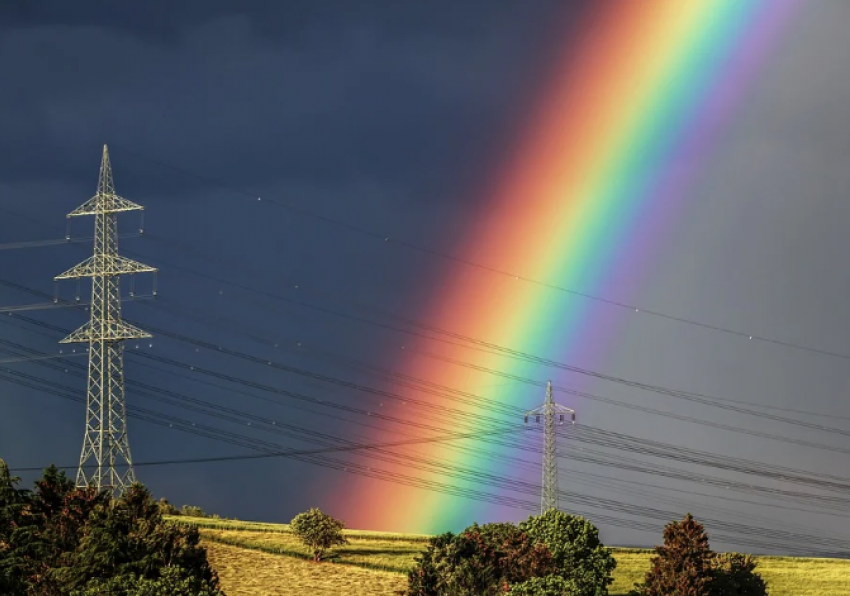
[55,255,157,280]
[68,193,144,217]
[60,320,152,344]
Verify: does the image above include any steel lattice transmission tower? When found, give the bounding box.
[55,144,157,494]
[524,381,575,514]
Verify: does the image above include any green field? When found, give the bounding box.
[172,516,850,596]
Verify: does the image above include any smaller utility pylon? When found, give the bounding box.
[524,381,575,514]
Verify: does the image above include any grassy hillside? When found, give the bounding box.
[172,516,850,596]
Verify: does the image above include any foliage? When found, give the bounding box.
[71,566,224,596]
[171,515,849,596]
[628,515,768,596]
[510,575,581,596]
[407,532,456,595]
[519,509,617,596]
[181,504,207,518]
[0,458,27,596]
[629,514,716,596]
[0,460,225,596]
[158,498,180,516]
[406,522,555,596]
[711,553,768,596]
[290,508,348,562]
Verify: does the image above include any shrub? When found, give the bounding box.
[181,505,207,518]
[290,508,348,562]
[519,509,616,596]
[630,513,715,596]
[157,498,179,516]
[407,532,456,596]
[712,553,768,596]
[406,522,555,596]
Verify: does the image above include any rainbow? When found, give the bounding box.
[335,1,802,534]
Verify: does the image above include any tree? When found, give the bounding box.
[61,484,223,594]
[711,553,768,596]
[0,458,27,596]
[406,522,555,596]
[630,514,715,596]
[0,462,225,596]
[290,508,348,562]
[519,510,617,596]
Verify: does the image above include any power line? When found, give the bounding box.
[3,364,841,554]
[9,285,850,509]
[8,300,808,548]
[0,294,154,314]
[111,144,850,363]
[3,336,848,554]
[1,201,848,516]
[0,232,141,251]
[9,289,850,499]
[0,352,87,365]
[139,300,850,457]
[6,326,848,540]
[4,380,841,555]
[131,257,850,426]
[5,203,849,428]
[9,424,526,473]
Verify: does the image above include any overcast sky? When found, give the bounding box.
[2,1,850,556]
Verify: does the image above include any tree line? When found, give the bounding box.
[1,458,770,595]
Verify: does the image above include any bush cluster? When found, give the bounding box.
[408,522,555,595]
[0,460,224,596]
[406,510,767,596]
[406,510,616,596]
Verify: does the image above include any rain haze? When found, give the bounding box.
[2,1,850,557]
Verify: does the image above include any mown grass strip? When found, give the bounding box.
[202,531,312,561]
[167,517,293,534]
[199,530,414,575]
[168,516,433,542]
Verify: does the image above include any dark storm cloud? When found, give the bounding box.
[0,1,583,201]
[1,2,563,43]
[11,1,850,555]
